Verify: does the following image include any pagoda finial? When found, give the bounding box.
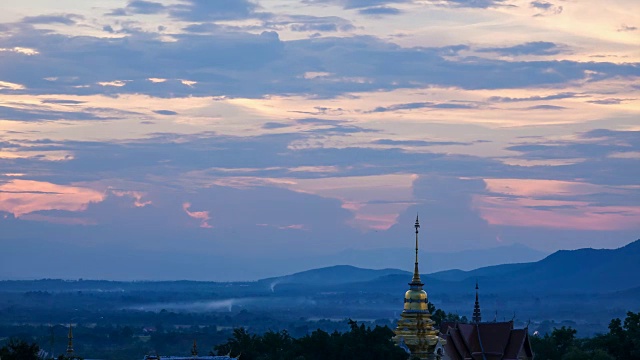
[191,339,198,357]
[66,323,74,356]
[473,280,482,323]
[411,214,422,284]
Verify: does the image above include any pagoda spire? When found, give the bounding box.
[66,323,74,356]
[394,216,445,360]
[411,214,423,286]
[472,280,482,323]
[191,339,198,357]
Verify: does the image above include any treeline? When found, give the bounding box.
[2,311,638,360]
[531,311,639,360]
[212,320,407,360]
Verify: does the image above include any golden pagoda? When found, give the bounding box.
[393,215,445,360]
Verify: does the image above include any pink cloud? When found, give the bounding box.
[473,178,640,230]
[111,190,152,207]
[182,202,213,228]
[0,179,105,217]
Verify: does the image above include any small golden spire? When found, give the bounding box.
[66,323,74,356]
[411,214,423,285]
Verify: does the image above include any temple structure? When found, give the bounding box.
[393,215,446,360]
[441,321,534,360]
[66,324,74,356]
[394,217,534,360]
[440,284,534,360]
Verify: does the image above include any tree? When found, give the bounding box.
[214,321,408,360]
[0,339,41,360]
[530,326,576,360]
[428,302,468,327]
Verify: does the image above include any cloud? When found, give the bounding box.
[303,0,410,10]
[41,99,86,105]
[262,122,292,129]
[437,0,509,9]
[153,110,178,115]
[182,23,221,33]
[587,98,632,105]
[473,178,640,231]
[0,80,26,90]
[126,1,166,15]
[372,139,470,146]
[529,1,563,16]
[358,6,402,15]
[21,14,82,25]
[529,0,553,9]
[488,92,580,102]
[168,0,258,21]
[503,130,640,187]
[0,25,638,99]
[0,180,104,217]
[283,16,355,32]
[478,41,568,56]
[617,24,638,32]
[524,104,566,110]
[368,101,477,112]
[182,202,213,228]
[0,105,110,122]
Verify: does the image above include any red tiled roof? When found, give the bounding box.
[441,322,533,360]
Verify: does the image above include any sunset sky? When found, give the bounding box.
[0,0,638,280]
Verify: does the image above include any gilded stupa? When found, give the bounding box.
[393,215,445,360]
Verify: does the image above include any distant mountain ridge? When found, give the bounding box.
[262,239,640,295]
[307,243,549,274]
[258,265,409,287]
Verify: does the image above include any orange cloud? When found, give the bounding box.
[0,179,104,217]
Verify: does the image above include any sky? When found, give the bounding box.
[0,0,638,281]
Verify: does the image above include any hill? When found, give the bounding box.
[258,265,409,288]
[260,239,640,296]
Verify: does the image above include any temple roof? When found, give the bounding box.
[440,322,533,360]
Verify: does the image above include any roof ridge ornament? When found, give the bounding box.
[473,280,482,323]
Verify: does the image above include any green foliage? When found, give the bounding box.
[531,312,640,360]
[530,326,576,360]
[585,311,640,360]
[428,302,468,327]
[214,320,408,360]
[0,338,41,360]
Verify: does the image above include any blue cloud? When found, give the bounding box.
[127,1,165,15]
[303,0,410,10]
[0,105,109,122]
[358,6,402,15]
[524,105,566,110]
[478,41,567,56]
[21,14,82,25]
[439,0,508,9]
[1,25,638,98]
[262,122,292,129]
[368,102,477,112]
[489,92,580,102]
[169,0,258,21]
[373,139,470,146]
[153,110,178,115]
[530,1,554,9]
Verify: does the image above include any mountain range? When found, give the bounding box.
[264,239,640,296]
